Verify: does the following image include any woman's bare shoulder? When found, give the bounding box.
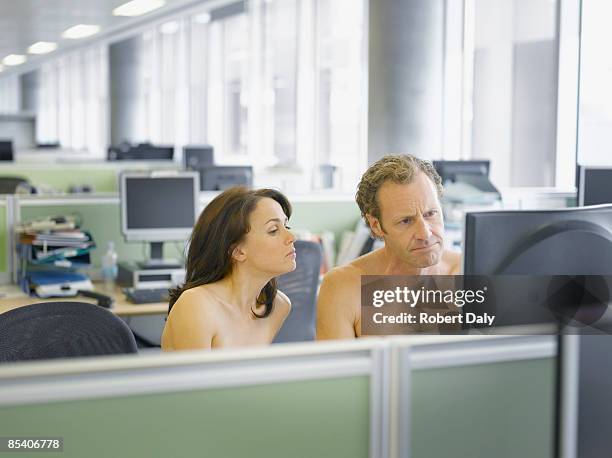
[274,290,292,318]
[170,286,221,320]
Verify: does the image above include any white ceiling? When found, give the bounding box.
[0,0,205,72]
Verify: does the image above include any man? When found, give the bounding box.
[316,154,461,339]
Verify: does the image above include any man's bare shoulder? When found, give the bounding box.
[348,248,386,275]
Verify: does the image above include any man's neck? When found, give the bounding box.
[381,246,442,276]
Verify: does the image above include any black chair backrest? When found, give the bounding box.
[0,176,29,194]
[274,240,322,343]
[0,302,138,362]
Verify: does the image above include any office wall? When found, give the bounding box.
[0,376,370,458]
[0,114,35,150]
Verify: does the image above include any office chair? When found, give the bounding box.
[0,176,30,194]
[274,240,322,343]
[0,301,138,362]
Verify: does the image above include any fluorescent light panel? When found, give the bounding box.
[113,0,165,17]
[2,54,27,66]
[28,41,58,55]
[62,24,100,39]
[194,12,211,24]
[160,21,179,34]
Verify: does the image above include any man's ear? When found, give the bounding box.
[231,243,247,263]
[366,214,385,239]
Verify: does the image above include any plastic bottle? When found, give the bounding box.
[101,241,118,293]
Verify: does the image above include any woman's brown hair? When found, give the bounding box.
[168,187,292,317]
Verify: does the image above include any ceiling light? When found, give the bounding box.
[194,12,211,24]
[62,24,101,39]
[2,54,27,66]
[113,0,165,17]
[28,41,58,55]
[160,21,179,34]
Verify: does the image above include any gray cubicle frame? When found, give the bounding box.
[0,339,391,458]
[0,196,12,284]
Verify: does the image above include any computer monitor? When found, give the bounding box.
[462,204,612,327]
[184,145,214,169]
[463,205,612,276]
[108,143,174,161]
[199,165,253,191]
[463,205,612,458]
[577,165,612,206]
[120,171,199,266]
[0,140,14,161]
[433,160,490,184]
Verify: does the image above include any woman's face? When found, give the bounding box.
[236,197,296,276]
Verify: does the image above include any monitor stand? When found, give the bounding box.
[137,242,182,270]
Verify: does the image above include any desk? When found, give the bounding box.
[0,284,168,316]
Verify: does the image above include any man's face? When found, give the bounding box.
[367,172,445,268]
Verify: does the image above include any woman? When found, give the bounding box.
[161,187,296,350]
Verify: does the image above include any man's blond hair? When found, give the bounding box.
[355,154,443,230]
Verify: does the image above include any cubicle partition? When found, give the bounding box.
[3,193,361,284]
[0,197,10,283]
[391,335,557,458]
[0,340,387,458]
[0,336,562,458]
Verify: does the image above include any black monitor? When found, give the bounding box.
[120,171,199,266]
[184,145,214,169]
[108,143,174,161]
[577,165,612,206]
[464,205,612,276]
[433,160,490,184]
[0,140,14,161]
[463,205,612,458]
[199,166,253,191]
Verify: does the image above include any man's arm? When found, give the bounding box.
[316,267,360,340]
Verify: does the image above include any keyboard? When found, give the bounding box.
[123,287,170,304]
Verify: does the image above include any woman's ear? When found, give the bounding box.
[231,243,247,263]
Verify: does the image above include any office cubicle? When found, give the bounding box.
[0,340,385,458]
[0,336,562,458]
[5,193,361,282]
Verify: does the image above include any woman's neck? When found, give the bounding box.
[217,267,271,316]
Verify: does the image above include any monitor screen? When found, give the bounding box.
[184,146,214,169]
[0,140,14,161]
[462,205,612,328]
[120,171,199,242]
[199,166,253,191]
[433,160,490,184]
[463,205,612,276]
[578,166,612,206]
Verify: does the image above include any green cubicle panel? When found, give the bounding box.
[14,195,360,271]
[290,200,360,243]
[395,335,557,458]
[0,162,178,193]
[0,341,382,458]
[0,376,370,458]
[410,358,555,458]
[17,198,179,269]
